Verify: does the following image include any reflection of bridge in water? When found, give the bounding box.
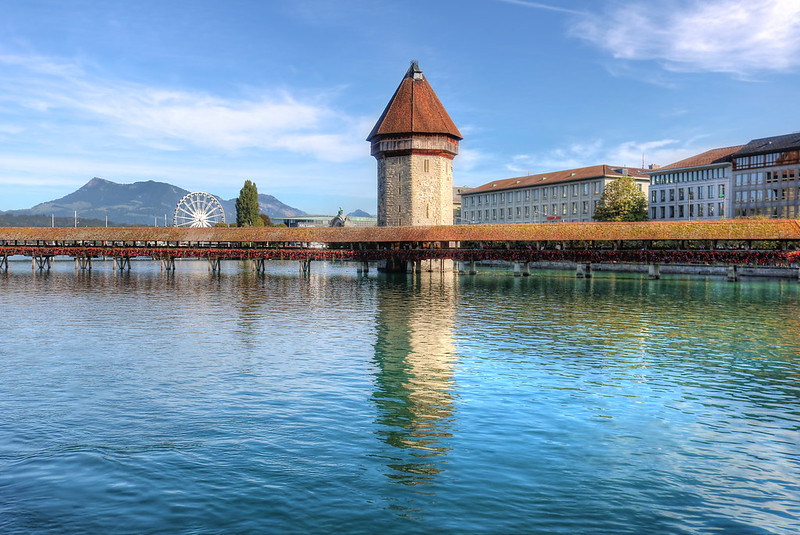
[1,220,799,279]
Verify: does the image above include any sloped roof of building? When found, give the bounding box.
[367,61,462,141]
[463,165,648,195]
[653,145,743,172]
[733,132,800,157]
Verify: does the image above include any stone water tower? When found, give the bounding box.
[367,61,462,227]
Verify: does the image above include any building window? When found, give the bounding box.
[652,191,657,203]
[561,203,567,215]
[651,207,657,219]
[572,202,578,214]
[423,159,430,172]
[582,201,589,214]
[583,183,589,195]
[669,189,675,202]
[669,206,675,218]
[678,205,684,218]
[572,184,579,196]
[561,186,568,198]
[660,190,666,202]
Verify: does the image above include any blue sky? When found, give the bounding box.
[2,0,800,215]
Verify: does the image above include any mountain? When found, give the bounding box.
[347,209,374,218]
[7,177,306,225]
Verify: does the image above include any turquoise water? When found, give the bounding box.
[1,260,799,534]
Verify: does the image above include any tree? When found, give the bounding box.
[593,176,649,222]
[258,213,273,227]
[235,180,264,227]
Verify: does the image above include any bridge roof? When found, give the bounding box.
[2,220,800,244]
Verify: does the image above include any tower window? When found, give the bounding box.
[423,159,430,173]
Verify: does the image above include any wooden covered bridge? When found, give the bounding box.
[1,220,799,280]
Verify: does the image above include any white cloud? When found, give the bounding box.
[573,0,800,76]
[0,51,368,162]
[505,138,700,175]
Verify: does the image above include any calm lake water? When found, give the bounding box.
[1,259,799,534]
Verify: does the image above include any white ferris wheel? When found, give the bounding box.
[173,192,226,227]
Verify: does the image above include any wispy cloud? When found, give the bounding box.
[0,51,368,162]
[497,0,586,16]
[573,0,800,77]
[505,138,699,175]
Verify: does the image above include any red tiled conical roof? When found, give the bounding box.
[367,61,462,141]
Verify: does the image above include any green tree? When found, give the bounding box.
[236,180,264,227]
[258,213,273,227]
[593,176,649,222]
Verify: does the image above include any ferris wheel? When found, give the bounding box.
[173,192,226,227]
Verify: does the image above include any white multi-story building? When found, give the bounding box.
[461,165,649,224]
[648,146,741,221]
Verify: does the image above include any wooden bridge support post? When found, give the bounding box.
[208,257,221,272]
[576,263,592,278]
[513,262,521,277]
[0,254,7,272]
[75,256,92,271]
[469,260,477,276]
[648,263,661,280]
[362,261,369,274]
[160,257,175,272]
[33,255,52,271]
[253,258,266,273]
[299,258,311,275]
[727,265,739,282]
[523,262,531,277]
[115,256,131,271]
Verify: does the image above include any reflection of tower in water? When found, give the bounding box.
[372,274,458,486]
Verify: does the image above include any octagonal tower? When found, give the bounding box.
[367,61,462,227]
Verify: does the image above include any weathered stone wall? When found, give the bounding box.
[377,152,454,227]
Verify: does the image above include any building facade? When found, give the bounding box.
[461,165,649,224]
[273,215,377,228]
[731,133,800,219]
[647,146,741,221]
[367,62,462,227]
